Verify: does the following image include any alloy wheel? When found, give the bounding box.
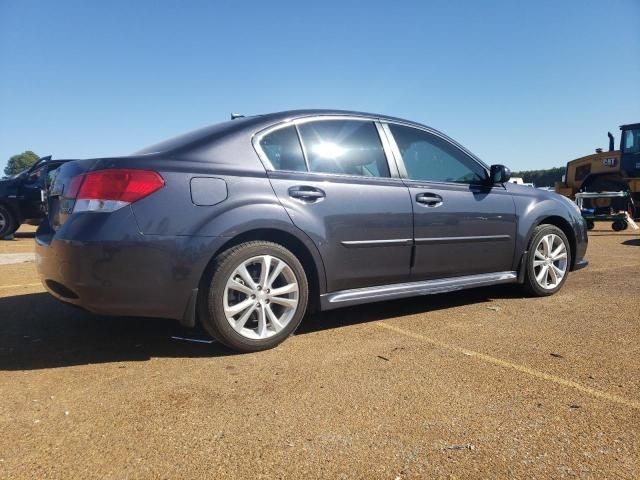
[223,255,299,340]
[532,233,568,290]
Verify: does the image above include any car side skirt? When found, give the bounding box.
[319,271,518,310]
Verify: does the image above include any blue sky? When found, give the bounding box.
[1,0,638,172]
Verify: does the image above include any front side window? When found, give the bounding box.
[297,120,390,177]
[259,126,307,172]
[388,124,486,184]
[25,165,46,186]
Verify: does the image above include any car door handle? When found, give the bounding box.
[416,193,443,207]
[288,186,326,201]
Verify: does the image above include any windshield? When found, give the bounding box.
[622,128,640,154]
[8,156,49,179]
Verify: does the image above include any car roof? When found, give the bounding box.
[135,109,431,156]
[252,109,429,128]
[134,109,487,169]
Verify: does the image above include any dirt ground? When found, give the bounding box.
[1,224,639,479]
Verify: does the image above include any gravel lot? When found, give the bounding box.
[1,225,639,479]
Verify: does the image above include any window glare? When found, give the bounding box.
[298,120,390,178]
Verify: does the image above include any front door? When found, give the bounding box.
[257,118,413,292]
[384,122,517,280]
[18,164,47,220]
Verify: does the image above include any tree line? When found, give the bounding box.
[511,166,566,187]
[3,151,40,177]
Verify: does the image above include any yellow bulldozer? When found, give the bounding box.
[555,123,640,221]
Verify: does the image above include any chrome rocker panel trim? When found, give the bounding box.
[320,271,518,310]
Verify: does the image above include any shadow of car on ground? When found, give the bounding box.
[0,285,526,371]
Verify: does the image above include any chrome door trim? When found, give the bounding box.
[414,235,512,245]
[341,238,413,248]
[319,271,518,310]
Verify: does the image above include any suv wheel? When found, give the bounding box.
[0,205,18,238]
[200,241,309,352]
[523,225,571,296]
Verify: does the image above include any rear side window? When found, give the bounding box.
[389,124,485,184]
[260,126,307,172]
[297,120,390,177]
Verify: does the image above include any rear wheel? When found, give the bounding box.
[586,219,594,230]
[0,205,18,238]
[523,225,571,296]
[200,241,309,352]
[612,220,627,231]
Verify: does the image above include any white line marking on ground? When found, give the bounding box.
[0,253,36,265]
[0,282,42,290]
[377,322,640,410]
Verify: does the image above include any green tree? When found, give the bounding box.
[511,166,566,187]
[4,151,40,176]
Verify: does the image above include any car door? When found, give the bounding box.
[18,164,47,219]
[383,122,517,280]
[255,117,413,292]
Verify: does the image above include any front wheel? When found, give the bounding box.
[523,225,571,297]
[200,241,309,352]
[0,205,18,238]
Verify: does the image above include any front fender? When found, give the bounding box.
[512,191,586,269]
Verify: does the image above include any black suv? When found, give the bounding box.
[35,110,588,352]
[0,157,67,237]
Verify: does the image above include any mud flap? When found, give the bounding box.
[180,288,199,327]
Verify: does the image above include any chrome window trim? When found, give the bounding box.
[293,123,310,172]
[380,122,407,178]
[381,120,491,187]
[251,114,400,180]
[375,121,401,178]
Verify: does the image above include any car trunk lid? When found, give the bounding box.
[47,159,99,230]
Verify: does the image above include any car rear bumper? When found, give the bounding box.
[35,210,229,321]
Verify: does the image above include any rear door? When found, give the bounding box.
[256,117,413,292]
[383,122,517,280]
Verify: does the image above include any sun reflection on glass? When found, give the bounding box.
[312,142,346,159]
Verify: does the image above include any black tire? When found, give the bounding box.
[200,241,309,352]
[0,205,18,238]
[586,219,594,230]
[612,220,627,232]
[522,224,571,297]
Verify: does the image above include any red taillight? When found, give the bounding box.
[68,169,164,213]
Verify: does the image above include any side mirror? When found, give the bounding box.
[489,164,511,184]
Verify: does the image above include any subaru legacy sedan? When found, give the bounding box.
[36,110,588,352]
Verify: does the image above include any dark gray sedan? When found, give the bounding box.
[36,110,588,352]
